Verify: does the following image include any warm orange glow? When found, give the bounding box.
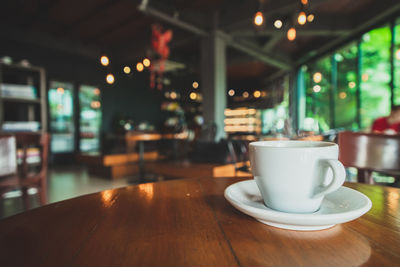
[362,73,369,82]
[139,183,154,201]
[106,74,115,84]
[254,12,264,26]
[224,125,261,132]
[190,92,197,100]
[143,58,151,67]
[93,88,100,95]
[301,0,308,5]
[101,189,115,207]
[224,108,256,116]
[313,72,322,83]
[298,11,307,25]
[228,89,235,96]
[100,56,109,66]
[387,189,399,214]
[348,82,356,88]
[287,27,296,41]
[243,91,249,98]
[396,49,400,60]
[339,92,347,99]
[136,62,144,72]
[253,90,261,98]
[57,87,64,94]
[313,85,321,93]
[307,14,314,22]
[224,118,258,124]
[192,81,199,89]
[123,66,131,74]
[170,91,177,99]
[91,101,101,109]
[274,20,283,29]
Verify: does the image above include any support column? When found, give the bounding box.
[289,68,305,134]
[200,31,227,141]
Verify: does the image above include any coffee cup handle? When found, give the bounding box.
[313,159,346,199]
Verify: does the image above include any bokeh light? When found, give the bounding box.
[136,62,144,72]
[143,58,151,67]
[254,12,264,26]
[313,72,322,83]
[106,74,115,84]
[287,27,296,41]
[100,56,109,66]
[123,66,131,74]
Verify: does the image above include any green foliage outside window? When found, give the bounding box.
[306,56,332,132]
[394,19,400,105]
[360,26,391,129]
[335,43,358,129]
[304,24,393,132]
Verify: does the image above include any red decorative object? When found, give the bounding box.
[150,24,173,90]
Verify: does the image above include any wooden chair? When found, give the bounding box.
[15,132,50,209]
[0,133,49,209]
[338,131,400,184]
[0,135,19,205]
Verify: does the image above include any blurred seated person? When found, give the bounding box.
[372,105,400,134]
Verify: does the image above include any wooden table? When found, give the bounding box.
[125,132,163,180]
[125,131,189,180]
[0,178,399,266]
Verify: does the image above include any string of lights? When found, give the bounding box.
[253,0,315,41]
[100,54,202,103]
[99,55,152,84]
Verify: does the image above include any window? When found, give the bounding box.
[394,19,400,105]
[335,43,358,129]
[306,55,332,132]
[300,20,399,133]
[360,25,391,129]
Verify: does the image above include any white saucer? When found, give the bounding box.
[224,180,372,231]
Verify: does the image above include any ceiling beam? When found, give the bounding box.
[220,0,295,31]
[138,0,208,36]
[230,29,350,37]
[221,0,329,31]
[218,32,292,70]
[137,0,291,70]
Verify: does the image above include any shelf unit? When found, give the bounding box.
[224,108,262,135]
[0,63,47,132]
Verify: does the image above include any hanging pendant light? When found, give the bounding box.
[298,11,307,25]
[287,27,296,41]
[254,11,264,26]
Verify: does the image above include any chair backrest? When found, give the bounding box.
[189,140,234,164]
[338,131,400,173]
[198,122,217,142]
[0,134,17,177]
[14,132,50,179]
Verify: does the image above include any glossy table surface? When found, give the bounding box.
[0,177,399,266]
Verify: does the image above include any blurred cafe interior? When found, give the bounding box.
[1,0,400,218]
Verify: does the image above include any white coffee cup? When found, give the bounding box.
[249,141,346,213]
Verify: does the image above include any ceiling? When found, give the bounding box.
[1,0,400,83]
